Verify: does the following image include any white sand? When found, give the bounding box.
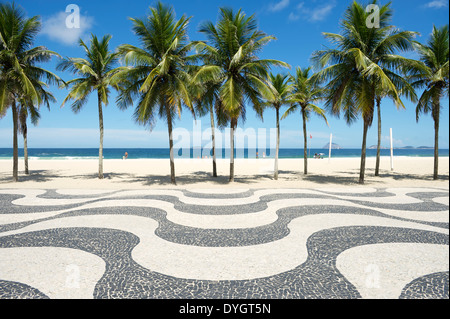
[0,156,448,189]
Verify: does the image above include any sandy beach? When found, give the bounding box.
[0,156,448,189]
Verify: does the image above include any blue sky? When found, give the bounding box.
[0,0,449,149]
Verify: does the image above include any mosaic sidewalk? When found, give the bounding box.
[0,187,448,299]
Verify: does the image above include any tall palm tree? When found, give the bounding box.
[282,67,328,175]
[263,73,292,180]
[19,102,35,175]
[411,25,449,180]
[312,0,417,184]
[191,80,228,178]
[0,2,61,182]
[113,2,195,185]
[193,8,289,182]
[19,83,56,175]
[58,34,122,179]
[374,74,417,176]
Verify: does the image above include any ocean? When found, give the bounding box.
[0,148,448,160]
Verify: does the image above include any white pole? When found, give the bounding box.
[328,133,332,162]
[390,128,394,171]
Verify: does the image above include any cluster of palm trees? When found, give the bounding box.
[0,1,448,185]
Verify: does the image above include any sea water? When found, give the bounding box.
[0,148,447,160]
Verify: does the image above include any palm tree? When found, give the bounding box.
[374,74,417,176]
[0,2,61,182]
[263,73,292,180]
[282,67,328,175]
[312,0,417,184]
[19,84,56,175]
[19,103,35,175]
[411,25,449,180]
[191,80,228,178]
[193,8,289,182]
[113,2,195,185]
[58,34,122,179]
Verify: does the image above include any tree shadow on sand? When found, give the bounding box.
[0,168,447,187]
[0,170,62,184]
[0,169,277,187]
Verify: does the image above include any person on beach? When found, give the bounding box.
[124,152,128,160]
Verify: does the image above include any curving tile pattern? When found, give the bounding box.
[0,280,49,299]
[0,187,448,299]
[336,243,449,299]
[399,271,449,299]
[0,246,105,299]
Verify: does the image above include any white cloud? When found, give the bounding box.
[41,11,94,46]
[288,12,300,21]
[425,0,448,8]
[309,4,335,21]
[287,1,336,23]
[269,0,290,12]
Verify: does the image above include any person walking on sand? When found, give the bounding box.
[124,152,128,160]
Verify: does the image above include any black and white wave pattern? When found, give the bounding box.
[0,187,448,299]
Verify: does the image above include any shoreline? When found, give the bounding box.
[1,148,447,161]
[0,157,448,190]
[0,155,448,160]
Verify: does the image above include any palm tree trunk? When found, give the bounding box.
[375,97,381,176]
[359,119,370,184]
[302,108,308,175]
[274,107,280,180]
[229,120,235,182]
[12,101,19,182]
[166,107,176,185]
[433,101,440,180]
[23,120,29,175]
[97,91,104,179]
[210,106,217,178]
